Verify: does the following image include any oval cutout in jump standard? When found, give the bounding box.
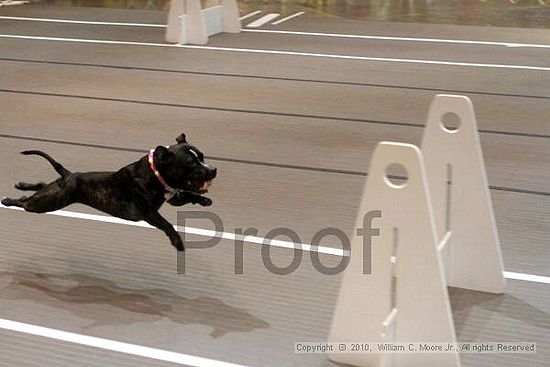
[384,163,409,188]
[441,112,461,132]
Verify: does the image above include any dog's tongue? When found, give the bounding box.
[201,180,212,191]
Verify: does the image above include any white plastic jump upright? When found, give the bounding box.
[422,96,505,293]
[165,0,241,45]
[327,95,506,367]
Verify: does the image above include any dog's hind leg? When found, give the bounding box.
[3,182,74,213]
[15,182,48,191]
[1,196,28,208]
[22,190,74,213]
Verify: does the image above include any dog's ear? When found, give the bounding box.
[175,133,187,144]
[154,146,173,166]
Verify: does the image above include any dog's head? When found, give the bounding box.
[153,133,217,193]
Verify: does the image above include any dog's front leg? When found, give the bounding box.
[144,212,184,251]
[167,192,212,207]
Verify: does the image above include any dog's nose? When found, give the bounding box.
[208,166,218,180]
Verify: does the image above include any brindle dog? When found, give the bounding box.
[1,133,216,251]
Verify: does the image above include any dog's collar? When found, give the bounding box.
[148,148,177,200]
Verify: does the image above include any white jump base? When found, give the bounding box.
[328,95,506,367]
[166,0,241,45]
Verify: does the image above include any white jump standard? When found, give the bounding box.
[165,0,241,44]
[328,95,506,367]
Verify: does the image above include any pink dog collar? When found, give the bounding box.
[148,148,177,199]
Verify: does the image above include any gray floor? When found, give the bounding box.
[0,3,549,367]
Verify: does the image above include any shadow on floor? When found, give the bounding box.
[449,286,550,336]
[0,271,270,337]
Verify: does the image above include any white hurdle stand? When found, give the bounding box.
[327,95,506,367]
[165,0,241,45]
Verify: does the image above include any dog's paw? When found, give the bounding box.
[172,237,185,252]
[1,197,12,206]
[199,197,212,207]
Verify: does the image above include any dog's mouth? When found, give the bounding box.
[187,179,213,194]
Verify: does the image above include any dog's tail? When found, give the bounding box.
[21,150,71,178]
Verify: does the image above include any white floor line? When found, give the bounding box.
[271,12,305,26]
[0,318,249,367]
[503,271,550,285]
[243,29,550,49]
[239,10,261,21]
[0,204,347,256]
[1,15,550,49]
[246,13,280,28]
[1,34,549,72]
[1,204,549,285]
[0,1,29,6]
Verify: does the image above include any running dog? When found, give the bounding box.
[1,133,216,251]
